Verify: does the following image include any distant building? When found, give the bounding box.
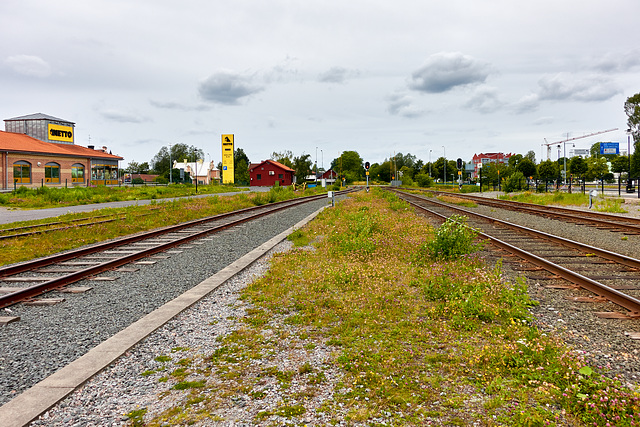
[0,113,123,189]
[569,148,591,158]
[471,152,513,178]
[249,160,294,187]
[173,160,219,185]
[123,173,160,183]
[320,169,337,184]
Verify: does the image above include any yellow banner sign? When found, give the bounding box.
[48,123,74,142]
[221,134,234,184]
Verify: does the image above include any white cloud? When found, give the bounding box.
[198,70,264,105]
[409,52,491,94]
[512,94,540,114]
[5,55,52,78]
[386,92,424,118]
[536,73,620,102]
[463,86,504,114]
[592,50,640,73]
[317,67,359,84]
[149,100,210,112]
[533,116,555,126]
[96,107,150,123]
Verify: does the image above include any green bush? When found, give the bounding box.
[418,214,483,261]
[502,171,526,193]
[415,173,433,187]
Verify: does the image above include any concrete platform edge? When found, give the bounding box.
[0,204,328,427]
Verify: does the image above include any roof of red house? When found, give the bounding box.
[250,159,295,172]
[0,131,123,160]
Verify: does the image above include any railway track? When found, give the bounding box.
[0,189,354,312]
[414,188,640,235]
[392,189,640,320]
[0,211,160,241]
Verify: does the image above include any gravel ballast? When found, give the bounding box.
[452,193,640,387]
[0,198,332,409]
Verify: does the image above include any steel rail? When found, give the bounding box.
[0,217,125,241]
[398,191,640,271]
[0,189,356,308]
[423,189,640,230]
[395,190,640,317]
[0,191,342,278]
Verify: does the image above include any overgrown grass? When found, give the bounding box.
[436,194,478,207]
[0,183,248,209]
[0,187,324,266]
[500,191,628,213]
[137,189,639,425]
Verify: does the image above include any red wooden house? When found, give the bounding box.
[249,160,294,187]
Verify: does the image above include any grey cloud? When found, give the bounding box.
[512,94,540,114]
[593,50,640,73]
[317,67,359,84]
[409,52,490,93]
[537,73,621,102]
[5,54,52,78]
[386,93,424,118]
[263,56,301,83]
[198,71,264,105]
[97,108,150,123]
[533,116,555,126]
[463,86,504,114]
[149,99,210,112]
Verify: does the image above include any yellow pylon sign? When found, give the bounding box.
[221,134,234,184]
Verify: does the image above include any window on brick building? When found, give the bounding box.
[45,162,60,183]
[13,161,31,184]
[71,164,85,183]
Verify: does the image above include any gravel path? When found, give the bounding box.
[0,198,331,409]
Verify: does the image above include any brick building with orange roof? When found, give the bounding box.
[1,113,123,190]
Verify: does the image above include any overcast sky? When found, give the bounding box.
[2,0,639,169]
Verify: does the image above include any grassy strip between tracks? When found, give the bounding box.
[499,191,627,213]
[135,189,639,426]
[0,186,323,267]
[0,183,248,209]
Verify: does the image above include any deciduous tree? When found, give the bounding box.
[624,93,640,178]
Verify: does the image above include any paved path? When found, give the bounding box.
[0,189,269,225]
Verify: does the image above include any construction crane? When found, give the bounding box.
[542,128,618,160]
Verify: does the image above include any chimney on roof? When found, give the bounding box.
[88,145,95,150]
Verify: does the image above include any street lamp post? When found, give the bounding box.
[429,149,432,177]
